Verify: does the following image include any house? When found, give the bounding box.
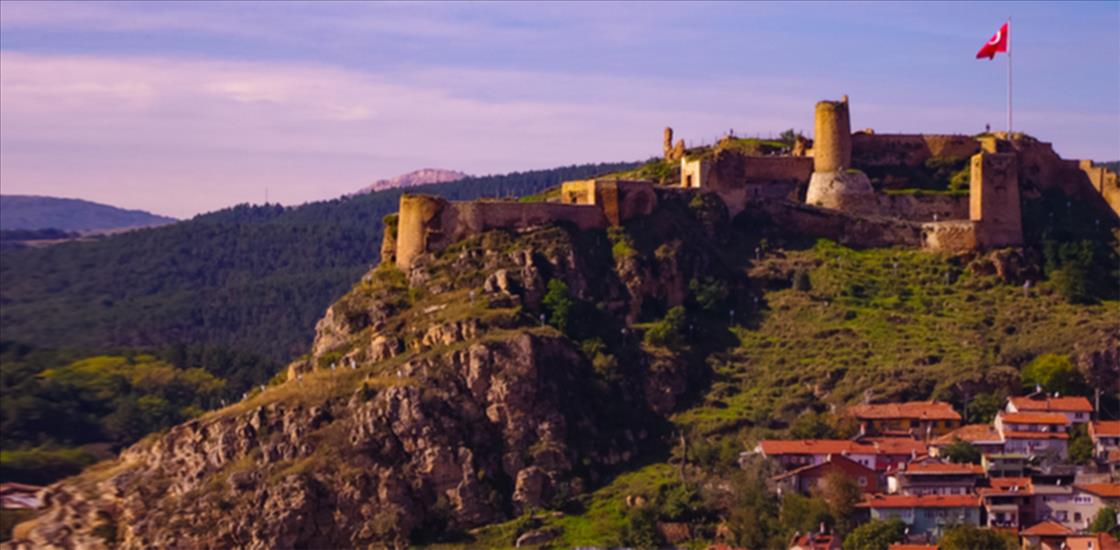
[929,424,1005,457]
[860,436,930,472]
[1019,520,1074,550]
[1023,482,1115,532]
[788,528,842,550]
[846,401,962,440]
[994,412,1070,459]
[1062,532,1120,550]
[978,477,1032,529]
[982,453,1030,478]
[753,440,878,471]
[886,460,984,496]
[1090,421,1120,459]
[1007,395,1093,425]
[857,494,981,539]
[773,454,880,495]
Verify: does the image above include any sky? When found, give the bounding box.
[1,1,1117,218]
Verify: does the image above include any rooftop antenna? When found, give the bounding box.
[265,187,269,205]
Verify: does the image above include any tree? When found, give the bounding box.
[1021,354,1085,395]
[942,439,982,465]
[965,392,1004,424]
[726,465,781,549]
[939,524,1015,550]
[819,472,862,535]
[779,492,832,538]
[689,277,729,313]
[843,518,906,550]
[542,278,575,333]
[1089,505,1120,537]
[790,411,836,439]
[1068,424,1094,465]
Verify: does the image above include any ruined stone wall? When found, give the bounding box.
[395,194,609,269]
[875,194,970,222]
[743,156,813,184]
[851,134,980,168]
[745,200,924,249]
[560,179,658,226]
[1079,160,1120,219]
[920,221,978,252]
[813,99,852,172]
[680,158,708,189]
[970,152,1023,248]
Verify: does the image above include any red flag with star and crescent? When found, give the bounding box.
[976,22,1009,60]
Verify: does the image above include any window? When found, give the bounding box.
[1074,495,1092,504]
[1074,512,1081,522]
[1056,511,1068,521]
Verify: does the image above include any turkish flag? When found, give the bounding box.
[976,22,1009,60]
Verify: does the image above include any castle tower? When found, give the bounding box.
[805,96,877,214]
[395,194,449,269]
[812,97,852,172]
[970,152,1023,247]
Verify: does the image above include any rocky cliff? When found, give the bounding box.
[7,192,738,548]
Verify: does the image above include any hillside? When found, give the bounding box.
[352,168,468,195]
[12,187,1117,548]
[0,195,176,232]
[0,163,636,365]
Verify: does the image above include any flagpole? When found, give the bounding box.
[1007,16,1012,136]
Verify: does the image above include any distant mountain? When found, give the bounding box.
[352,168,467,195]
[0,195,176,232]
[1102,161,1119,173]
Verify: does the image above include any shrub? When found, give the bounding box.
[1089,505,1120,537]
[843,518,906,550]
[689,277,730,313]
[644,307,687,350]
[1068,424,1094,465]
[542,279,575,334]
[939,524,1015,550]
[942,438,982,465]
[789,411,835,439]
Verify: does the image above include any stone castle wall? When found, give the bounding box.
[971,152,1023,248]
[920,220,978,252]
[852,134,980,168]
[875,193,970,222]
[746,200,924,249]
[560,179,658,226]
[395,195,609,269]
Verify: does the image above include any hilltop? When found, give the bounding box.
[11,181,1117,547]
[351,168,468,195]
[0,195,176,233]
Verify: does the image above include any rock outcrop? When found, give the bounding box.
[8,195,733,548]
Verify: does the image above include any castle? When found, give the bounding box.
[390,96,1119,270]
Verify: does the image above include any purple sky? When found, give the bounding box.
[1,1,1117,218]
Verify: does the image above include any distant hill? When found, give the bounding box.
[1102,161,1119,172]
[0,162,637,364]
[351,168,467,195]
[0,195,177,232]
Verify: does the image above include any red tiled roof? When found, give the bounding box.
[792,532,837,550]
[773,454,875,481]
[847,401,961,421]
[857,494,980,509]
[1075,483,1120,498]
[932,424,1002,445]
[757,439,876,455]
[999,412,1070,425]
[1091,420,1120,438]
[866,437,929,455]
[902,462,984,475]
[1010,396,1093,413]
[1065,533,1120,550]
[978,478,1034,497]
[1108,449,1120,464]
[1021,519,1074,536]
[1001,430,1069,440]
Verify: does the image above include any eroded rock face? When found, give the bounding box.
[11,211,725,549]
